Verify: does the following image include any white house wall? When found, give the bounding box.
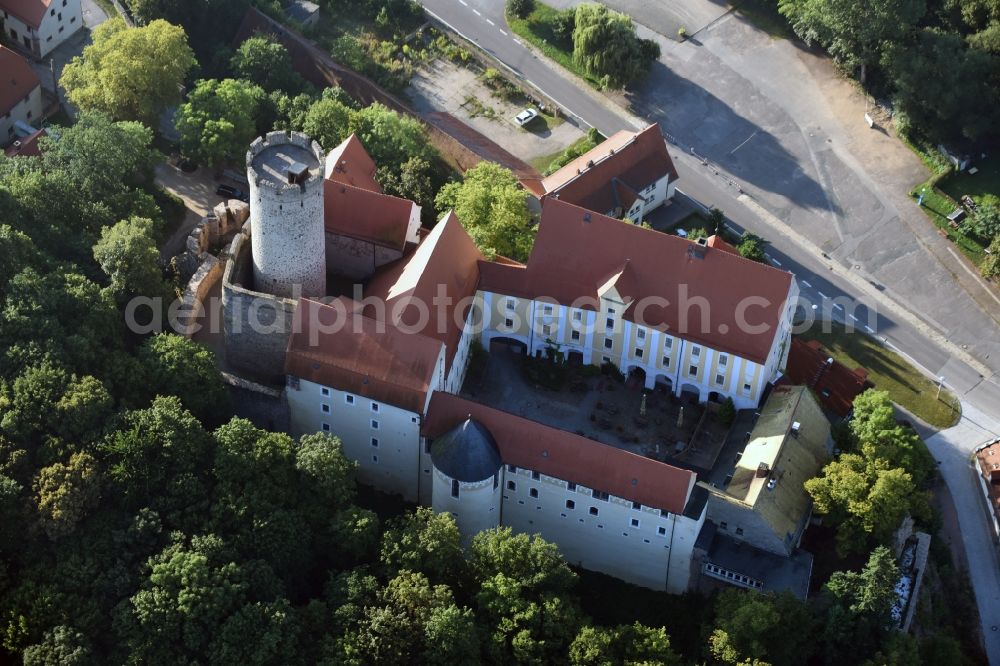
[497,465,700,593]
[0,83,41,145]
[286,376,425,502]
[2,0,82,59]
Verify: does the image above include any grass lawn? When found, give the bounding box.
[910,180,987,264]
[939,155,1000,204]
[506,4,605,90]
[796,322,961,428]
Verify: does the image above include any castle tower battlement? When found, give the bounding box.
[246,130,326,298]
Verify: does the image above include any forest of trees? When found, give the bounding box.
[776,0,1000,145]
[0,6,988,664]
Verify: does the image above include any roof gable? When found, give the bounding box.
[324,134,381,192]
[0,46,41,114]
[504,198,794,363]
[0,0,50,28]
[323,180,415,250]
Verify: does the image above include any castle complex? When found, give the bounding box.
[219,127,828,597]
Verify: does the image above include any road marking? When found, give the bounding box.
[473,8,481,15]
[513,38,523,45]
[459,0,467,5]
[833,303,843,311]
[499,28,507,35]
[817,291,828,299]
[729,129,758,155]
[848,314,859,322]
[864,325,875,333]
[766,254,782,266]
[801,280,812,288]
[486,18,495,25]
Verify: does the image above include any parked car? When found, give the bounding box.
[514,108,539,127]
[216,184,249,202]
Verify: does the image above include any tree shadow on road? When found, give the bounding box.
[627,59,840,216]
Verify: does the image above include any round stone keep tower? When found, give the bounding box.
[246,130,326,298]
[431,419,503,543]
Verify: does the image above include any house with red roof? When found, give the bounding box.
[540,122,679,222]
[0,46,42,146]
[477,198,800,409]
[0,0,83,59]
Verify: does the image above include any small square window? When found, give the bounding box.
[605,317,614,329]
[571,330,580,341]
[59,25,64,32]
[542,325,551,336]
[631,518,640,527]
[719,354,728,367]
[506,298,515,311]
[321,423,330,432]
[543,304,553,315]
[715,374,725,386]
[637,328,646,340]
[321,387,330,396]
[531,471,540,480]
[720,521,728,531]
[371,402,379,412]
[321,403,330,413]
[371,438,379,448]
[371,420,379,430]
[69,15,75,21]
[507,480,516,491]
[632,501,641,510]
[566,499,575,509]
[589,506,599,516]
[568,482,576,491]
[743,383,752,393]
[573,311,582,322]
[689,365,698,377]
[634,348,644,358]
[345,394,355,405]
[452,479,460,498]
[736,527,744,536]
[529,488,538,498]
[604,338,613,350]
[692,346,701,358]
[662,356,670,368]
[412,416,418,424]
[664,337,673,349]
[505,318,514,328]
[657,526,666,536]
[607,307,616,315]
[508,464,517,473]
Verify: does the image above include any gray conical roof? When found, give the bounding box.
[430,418,503,482]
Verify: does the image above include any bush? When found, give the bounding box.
[506,0,534,19]
[552,8,576,46]
[718,397,735,426]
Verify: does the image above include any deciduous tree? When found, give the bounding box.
[61,19,196,126]
[92,217,167,305]
[175,79,267,168]
[572,3,660,88]
[434,162,534,261]
[230,36,304,93]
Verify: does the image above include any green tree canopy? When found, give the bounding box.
[33,452,102,540]
[707,589,816,666]
[348,102,435,169]
[229,36,304,93]
[434,161,534,261]
[572,3,660,88]
[175,79,267,168]
[302,97,353,151]
[61,18,196,126]
[380,507,464,584]
[92,216,168,305]
[136,334,227,424]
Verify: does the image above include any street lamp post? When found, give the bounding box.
[936,376,945,400]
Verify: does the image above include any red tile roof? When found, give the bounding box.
[706,234,739,254]
[323,180,415,251]
[784,338,872,417]
[285,297,444,413]
[0,46,41,114]
[364,212,483,373]
[0,0,49,28]
[480,198,795,364]
[423,392,696,515]
[541,123,679,214]
[4,127,46,157]
[325,134,381,192]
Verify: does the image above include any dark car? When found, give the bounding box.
[216,184,249,203]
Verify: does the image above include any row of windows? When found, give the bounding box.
[718,521,745,537]
[703,563,763,589]
[505,482,668,535]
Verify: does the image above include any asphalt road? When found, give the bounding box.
[419,0,1000,658]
